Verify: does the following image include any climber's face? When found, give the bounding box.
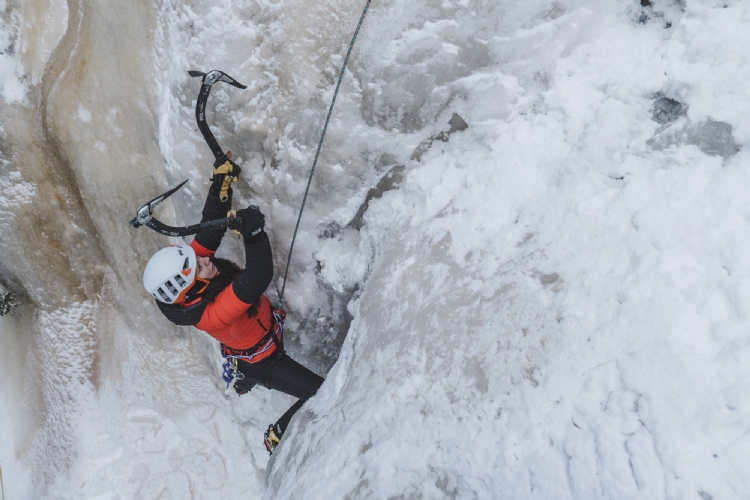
[196,256,218,280]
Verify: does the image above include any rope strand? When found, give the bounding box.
[278,0,372,308]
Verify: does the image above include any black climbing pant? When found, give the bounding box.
[234,351,324,437]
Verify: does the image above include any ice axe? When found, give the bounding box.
[129,179,229,237]
[189,69,247,160]
[129,69,247,237]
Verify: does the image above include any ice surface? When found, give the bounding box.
[1,0,749,498]
[649,119,741,159]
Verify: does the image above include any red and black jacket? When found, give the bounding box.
[156,173,277,362]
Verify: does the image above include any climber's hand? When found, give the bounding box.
[228,205,265,238]
[211,152,241,203]
[212,153,242,181]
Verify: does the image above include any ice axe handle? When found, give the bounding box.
[227,211,242,235]
[219,174,235,202]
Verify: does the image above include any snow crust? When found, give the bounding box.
[1,0,749,498]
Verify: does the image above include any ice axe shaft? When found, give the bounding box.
[189,69,247,159]
[128,179,229,237]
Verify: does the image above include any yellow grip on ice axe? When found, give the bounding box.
[213,159,238,203]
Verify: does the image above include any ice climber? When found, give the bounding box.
[141,154,324,455]
[133,70,324,454]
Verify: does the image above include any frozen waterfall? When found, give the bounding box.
[1,0,748,498]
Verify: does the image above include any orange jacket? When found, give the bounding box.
[189,238,276,362]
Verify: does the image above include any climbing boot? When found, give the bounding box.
[264,425,280,454]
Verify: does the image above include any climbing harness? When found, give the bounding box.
[277,0,372,308]
[129,70,246,237]
[220,308,286,388]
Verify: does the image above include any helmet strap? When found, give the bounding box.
[188,277,210,299]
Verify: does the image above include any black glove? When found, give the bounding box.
[229,205,265,238]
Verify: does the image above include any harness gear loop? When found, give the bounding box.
[221,358,245,388]
[277,0,372,310]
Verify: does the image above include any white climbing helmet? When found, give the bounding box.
[143,244,197,304]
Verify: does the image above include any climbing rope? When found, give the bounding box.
[277,0,372,308]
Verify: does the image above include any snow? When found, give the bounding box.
[1,0,749,498]
[0,171,36,209]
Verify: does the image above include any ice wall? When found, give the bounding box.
[265,0,750,498]
[0,0,252,495]
[1,0,748,498]
[1,0,392,495]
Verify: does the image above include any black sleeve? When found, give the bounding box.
[232,231,274,304]
[156,300,207,326]
[193,175,233,252]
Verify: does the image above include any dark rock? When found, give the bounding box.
[690,120,741,158]
[347,164,405,230]
[345,113,469,231]
[448,113,469,134]
[652,96,686,125]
